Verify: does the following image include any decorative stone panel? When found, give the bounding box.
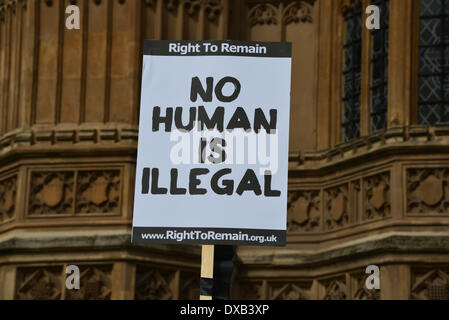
[363,172,391,220]
[235,281,264,300]
[134,267,199,300]
[324,184,349,230]
[0,174,17,223]
[28,169,121,216]
[268,281,313,300]
[15,267,63,300]
[321,277,347,300]
[75,170,120,214]
[29,171,75,215]
[411,268,449,300]
[15,264,113,300]
[287,190,321,232]
[66,265,113,300]
[179,272,200,300]
[351,272,380,300]
[247,0,316,26]
[407,168,449,214]
[173,0,223,23]
[143,0,228,41]
[135,267,176,300]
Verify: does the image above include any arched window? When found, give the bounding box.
[342,2,363,141]
[341,0,390,142]
[370,0,389,132]
[418,0,449,125]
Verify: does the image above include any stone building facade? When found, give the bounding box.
[0,0,449,300]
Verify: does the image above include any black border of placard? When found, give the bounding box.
[143,40,292,57]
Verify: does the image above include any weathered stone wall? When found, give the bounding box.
[0,0,448,300]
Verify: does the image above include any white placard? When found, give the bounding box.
[132,40,292,246]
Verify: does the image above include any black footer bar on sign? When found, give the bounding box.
[132,227,286,246]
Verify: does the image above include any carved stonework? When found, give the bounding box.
[287,190,320,232]
[66,265,112,300]
[248,3,278,26]
[407,168,449,214]
[75,170,120,214]
[0,175,16,223]
[179,273,200,299]
[269,282,312,300]
[352,273,380,300]
[188,0,222,21]
[282,0,315,24]
[411,268,449,300]
[16,267,62,300]
[364,172,391,220]
[324,184,349,230]
[135,267,174,300]
[166,0,223,22]
[248,0,315,26]
[237,281,263,299]
[144,0,156,7]
[322,278,347,300]
[1,0,26,22]
[28,169,121,216]
[166,0,179,11]
[29,171,74,215]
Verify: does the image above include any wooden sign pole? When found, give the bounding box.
[200,245,215,300]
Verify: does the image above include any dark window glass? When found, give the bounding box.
[342,3,363,141]
[370,0,389,132]
[418,0,449,125]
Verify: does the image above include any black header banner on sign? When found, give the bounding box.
[143,40,292,58]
